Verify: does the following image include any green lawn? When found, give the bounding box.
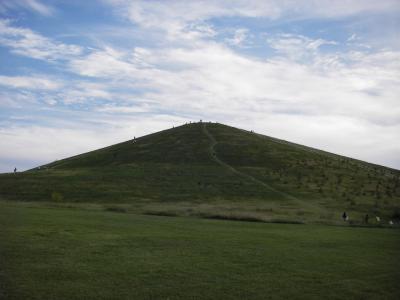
[1,202,399,299]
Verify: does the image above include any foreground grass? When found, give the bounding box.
[0,202,399,299]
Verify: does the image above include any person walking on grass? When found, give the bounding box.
[342,211,347,221]
[13,167,17,174]
[365,214,369,224]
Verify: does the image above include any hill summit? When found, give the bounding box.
[1,122,399,223]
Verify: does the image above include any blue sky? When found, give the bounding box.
[0,0,399,172]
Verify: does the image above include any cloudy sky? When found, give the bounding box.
[0,0,399,172]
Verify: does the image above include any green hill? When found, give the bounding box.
[0,122,399,224]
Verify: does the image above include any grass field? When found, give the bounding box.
[1,201,399,300]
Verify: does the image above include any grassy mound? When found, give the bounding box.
[0,122,399,223]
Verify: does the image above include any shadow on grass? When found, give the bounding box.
[104,206,128,213]
[143,210,180,217]
[196,211,305,224]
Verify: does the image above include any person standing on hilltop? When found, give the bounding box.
[13,167,17,174]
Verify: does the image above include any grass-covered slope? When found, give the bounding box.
[44,122,214,168]
[208,124,400,205]
[0,122,399,223]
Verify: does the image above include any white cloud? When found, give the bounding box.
[0,0,54,16]
[69,46,137,78]
[0,19,83,61]
[0,78,115,106]
[68,38,399,121]
[101,0,400,56]
[64,30,400,124]
[347,33,357,42]
[105,0,400,31]
[96,103,152,113]
[24,0,54,16]
[227,28,249,47]
[56,82,112,104]
[0,90,39,108]
[267,34,337,61]
[0,75,63,90]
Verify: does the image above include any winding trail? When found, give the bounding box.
[202,123,301,202]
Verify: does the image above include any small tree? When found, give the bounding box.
[51,192,63,202]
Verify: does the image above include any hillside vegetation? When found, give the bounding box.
[0,122,399,224]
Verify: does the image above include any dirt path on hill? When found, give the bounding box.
[202,123,302,203]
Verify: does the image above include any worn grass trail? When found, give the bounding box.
[202,123,291,197]
[0,202,399,300]
[202,123,318,211]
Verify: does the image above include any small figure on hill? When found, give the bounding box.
[364,214,369,224]
[342,211,347,221]
[389,220,394,225]
[13,167,17,174]
[376,216,380,223]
